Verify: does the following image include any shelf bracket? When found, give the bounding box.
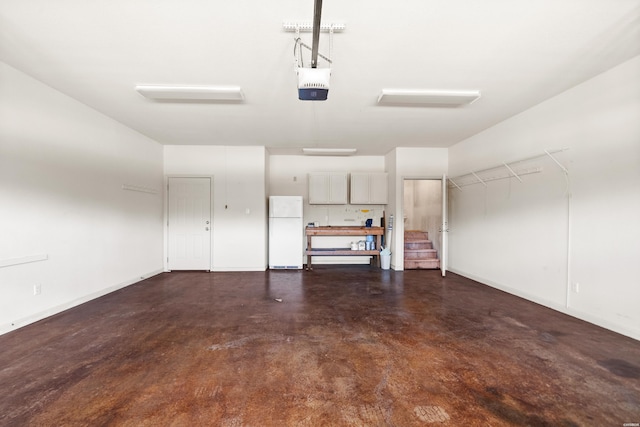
[544,149,569,175]
[471,171,487,187]
[448,178,462,191]
[503,163,523,183]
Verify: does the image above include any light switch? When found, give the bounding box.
[245,208,251,215]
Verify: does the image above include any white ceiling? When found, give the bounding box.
[1,1,639,155]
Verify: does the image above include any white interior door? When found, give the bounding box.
[168,177,211,271]
[440,174,448,277]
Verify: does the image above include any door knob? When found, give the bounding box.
[205,227,210,231]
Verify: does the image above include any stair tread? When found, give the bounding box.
[405,254,438,260]
[404,243,434,251]
[404,231,437,264]
[405,231,429,239]
[405,259,440,264]
[405,258,440,270]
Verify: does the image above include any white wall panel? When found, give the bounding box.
[448,55,640,340]
[164,145,267,271]
[0,62,164,335]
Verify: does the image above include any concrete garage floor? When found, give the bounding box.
[1,266,639,426]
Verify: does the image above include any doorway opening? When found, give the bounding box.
[403,179,442,270]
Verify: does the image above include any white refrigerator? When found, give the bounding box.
[269,196,304,269]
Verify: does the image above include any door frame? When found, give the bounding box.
[441,174,448,277]
[164,175,214,272]
[400,175,446,271]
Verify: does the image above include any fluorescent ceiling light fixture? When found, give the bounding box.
[135,85,244,101]
[377,89,481,107]
[302,148,357,156]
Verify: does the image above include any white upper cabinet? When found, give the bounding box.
[308,172,348,204]
[350,172,388,204]
[349,173,370,204]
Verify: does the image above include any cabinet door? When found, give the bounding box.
[328,173,348,204]
[349,173,370,204]
[350,172,388,204]
[309,172,348,204]
[369,173,388,204]
[308,173,329,204]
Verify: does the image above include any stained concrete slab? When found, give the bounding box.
[0,267,639,425]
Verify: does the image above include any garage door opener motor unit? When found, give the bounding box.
[297,67,331,101]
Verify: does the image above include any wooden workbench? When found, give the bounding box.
[305,226,384,270]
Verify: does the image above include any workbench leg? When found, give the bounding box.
[306,235,313,270]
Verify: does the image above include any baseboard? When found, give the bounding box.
[210,267,268,272]
[448,267,640,342]
[447,267,564,311]
[561,307,640,342]
[391,262,402,271]
[0,269,164,336]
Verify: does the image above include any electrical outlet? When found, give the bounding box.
[33,284,41,295]
[572,282,580,293]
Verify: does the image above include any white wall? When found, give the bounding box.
[385,149,398,266]
[0,62,164,334]
[390,148,449,269]
[164,145,267,271]
[269,155,386,265]
[448,55,640,340]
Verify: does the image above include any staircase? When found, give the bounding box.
[404,230,440,269]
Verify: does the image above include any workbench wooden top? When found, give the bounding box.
[305,226,384,236]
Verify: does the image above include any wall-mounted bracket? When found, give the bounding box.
[122,184,159,195]
[448,148,568,189]
[544,149,569,175]
[471,171,487,187]
[503,163,523,183]
[448,178,462,191]
[283,22,345,32]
